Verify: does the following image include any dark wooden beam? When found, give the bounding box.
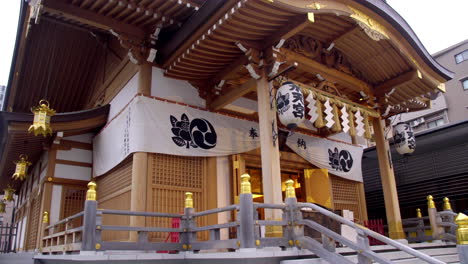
[208,78,256,111]
[282,48,373,93]
[262,15,309,48]
[374,70,418,97]
[42,0,146,39]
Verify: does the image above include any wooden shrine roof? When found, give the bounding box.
[161,0,453,116]
[0,105,110,190]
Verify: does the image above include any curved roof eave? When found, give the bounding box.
[356,0,454,81]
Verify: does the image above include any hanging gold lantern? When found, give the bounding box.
[12,154,32,181]
[3,186,15,202]
[28,99,56,137]
[0,201,5,213]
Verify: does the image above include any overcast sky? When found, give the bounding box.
[0,1,467,86]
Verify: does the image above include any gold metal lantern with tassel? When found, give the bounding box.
[0,201,5,213]
[12,154,32,181]
[3,186,15,202]
[28,99,56,137]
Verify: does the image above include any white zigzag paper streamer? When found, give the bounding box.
[341,105,350,133]
[306,93,318,123]
[324,99,334,128]
[355,110,365,136]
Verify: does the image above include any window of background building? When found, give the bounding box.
[427,118,445,129]
[455,50,468,64]
[462,79,468,91]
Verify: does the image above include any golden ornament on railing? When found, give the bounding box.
[3,186,15,202]
[285,179,296,199]
[0,201,6,213]
[12,154,31,181]
[443,197,452,211]
[42,211,49,224]
[240,174,251,194]
[427,195,435,209]
[455,213,468,245]
[416,208,422,218]
[86,181,97,201]
[28,99,56,137]
[185,192,193,209]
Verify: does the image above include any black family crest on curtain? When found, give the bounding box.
[170,114,217,149]
[328,147,353,172]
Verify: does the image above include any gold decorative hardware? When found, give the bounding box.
[416,208,422,218]
[28,99,56,137]
[306,3,324,10]
[183,244,188,250]
[295,240,300,246]
[285,179,296,199]
[86,181,97,201]
[437,83,446,92]
[255,240,260,246]
[3,186,15,202]
[236,241,241,247]
[0,201,5,213]
[95,243,101,250]
[240,174,251,194]
[288,240,294,246]
[96,225,101,230]
[47,177,53,182]
[443,197,452,211]
[12,154,32,181]
[43,211,49,224]
[185,192,193,208]
[307,12,315,23]
[455,213,468,245]
[188,245,192,249]
[427,195,435,209]
[349,6,388,41]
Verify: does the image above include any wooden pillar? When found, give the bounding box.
[130,63,151,241]
[256,69,283,237]
[372,117,405,240]
[36,182,53,249]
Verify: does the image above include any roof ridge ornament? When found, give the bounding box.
[348,6,389,41]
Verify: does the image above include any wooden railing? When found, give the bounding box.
[0,223,17,253]
[39,179,461,264]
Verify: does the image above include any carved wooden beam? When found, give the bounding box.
[208,78,257,111]
[281,48,373,94]
[374,70,419,97]
[42,0,146,39]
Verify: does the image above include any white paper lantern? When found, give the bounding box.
[393,123,416,155]
[276,82,305,129]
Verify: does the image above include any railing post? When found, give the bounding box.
[81,181,98,251]
[40,211,49,251]
[284,179,304,249]
[356,228,372,264]
[181,192,195,251]
[237,174,255,249]
[427,195,444,240]
[416,208,425,242]
[455,213,468,264]
[443,197,456,235]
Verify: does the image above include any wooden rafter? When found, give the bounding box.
[208,78,256,111]
[281,48,373,94]
[262,15,309,48]
[42,0,146,39]
[374,70,418,97]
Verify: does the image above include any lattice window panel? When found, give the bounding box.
[62,188,87,229]
[96,157,132,201]
[330,175,363,222]
[152,154,203,188]
[149,154,207,241]
[26,196,41,250]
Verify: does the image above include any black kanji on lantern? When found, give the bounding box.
[249,127,258,139]
[292,103,305,118]
[170,114,217,149]
[297,138,307,149]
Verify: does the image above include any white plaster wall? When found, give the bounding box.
[151,68,206,108]
[57,149,92,164]
[108,72,139,121]
[50,185,62,224]
[64,133,94,143]
[54,164,92,181]
[216,156,231,240]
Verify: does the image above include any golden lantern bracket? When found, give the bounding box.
[3,186,15,202]
[12,154,32,181]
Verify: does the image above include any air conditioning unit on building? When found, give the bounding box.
[409,117,425,127]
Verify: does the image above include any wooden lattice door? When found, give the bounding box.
[61,186,87,229]
[148,154,208,241]
[26,195,41,250]
[330,175,366,222]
